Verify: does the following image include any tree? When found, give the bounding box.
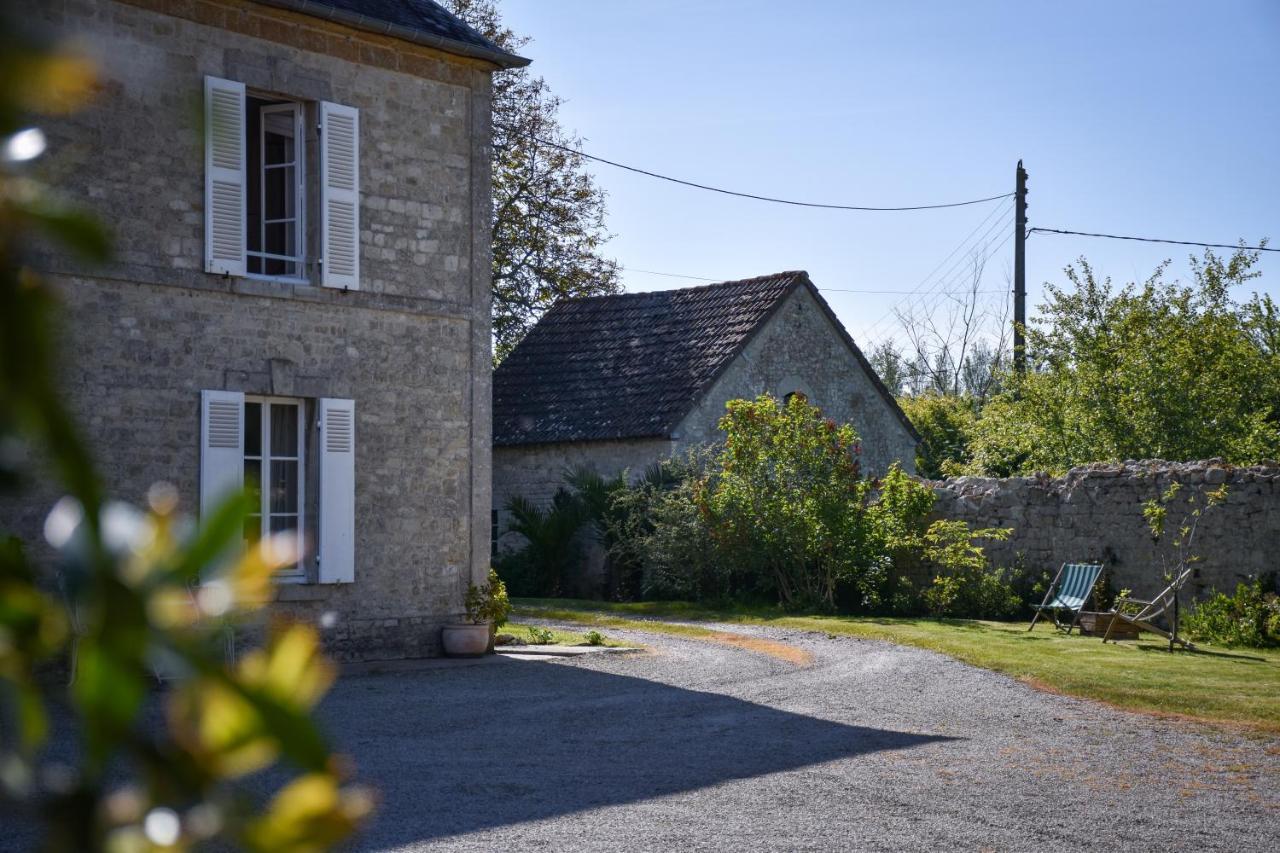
[892,249,1011,399]
[965,246,1279,475]
[444,0,621,359]
[897,393,978,479]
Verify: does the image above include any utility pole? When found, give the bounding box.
[1013,160,1028,374]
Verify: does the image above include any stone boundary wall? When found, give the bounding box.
[928,460,1280,600]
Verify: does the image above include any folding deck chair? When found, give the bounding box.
[1028,562,1104,634]
[1102,565,1195,650]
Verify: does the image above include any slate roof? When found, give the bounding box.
[493,271,920,446]
[252,0,529,67]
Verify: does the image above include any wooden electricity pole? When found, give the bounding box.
[1013,160,1028,374]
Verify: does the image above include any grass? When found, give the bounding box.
[513,598,1280,733]
[498,620,629,648]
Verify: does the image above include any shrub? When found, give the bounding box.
[464,568,511,628]
[584,630,605,646]
[526,626,555,645]
[697,395,880,611]
[1185,580,1280,648]
[918,521,1017,619]
[501,488,587,596]
[897,393,978,479]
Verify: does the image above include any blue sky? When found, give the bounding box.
[499,0,1280,352]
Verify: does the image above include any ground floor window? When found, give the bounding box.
[244,396,306,580]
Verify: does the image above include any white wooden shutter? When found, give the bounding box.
[204,76,246,276]
[319,101,360,290]
[200,390,244,518]
[318,398,355,583]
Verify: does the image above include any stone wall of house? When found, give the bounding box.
[928,460,1280,599]
[675,286,918,476]
[2,0,498,660]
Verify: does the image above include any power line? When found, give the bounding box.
[859,204,1015,343]
[622,267,1005,295]
[1028,228,1277,253]
[862,228,1016,353]
[535,137,1014,212]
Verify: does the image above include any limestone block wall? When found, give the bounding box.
[675,286,918,476]
[492,438,676,550]
[928,461,1280,600]
[2,0,498,661]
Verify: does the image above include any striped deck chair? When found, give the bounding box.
[1028,562,1104,634]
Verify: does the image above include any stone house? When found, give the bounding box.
[11,0,526,660]
[492,271,921,555]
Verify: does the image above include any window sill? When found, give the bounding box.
[275,583,333,602]
[245,273,310,286]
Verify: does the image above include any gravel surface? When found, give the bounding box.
[331,622,1280,852]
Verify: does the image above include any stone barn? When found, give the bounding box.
[492,271,921,557]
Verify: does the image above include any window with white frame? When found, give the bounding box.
[204,76,360,290]
[200,390,356,585]
[247,100,305,279]
[243,397,306,579]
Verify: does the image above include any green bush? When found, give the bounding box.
[602,395,1011,615]
[526,625,555,645]
[464,568,511,628]
[896,393,978,479]
[1185,580,1280,648]
[500,488,587,596]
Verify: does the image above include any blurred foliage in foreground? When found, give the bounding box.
[0,10,370,850]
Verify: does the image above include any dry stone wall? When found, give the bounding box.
[929,460,1280,599]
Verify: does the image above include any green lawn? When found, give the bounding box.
[498,620,629,648]
[513,598,1280,733]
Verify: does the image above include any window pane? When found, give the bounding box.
[244,459,261,506]
[268,516,300,573]
[270,405,298,456]
[264,221,293,257]
[270,459,298,513]
[263,113,295,165]
[244,403,262,456]
[263,167,293,220]
[269,514,298,535]
[243,515,261,545]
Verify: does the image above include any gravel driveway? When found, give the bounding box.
[331,623,1280,852]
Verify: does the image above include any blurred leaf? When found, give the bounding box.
[169,623,335,777]
[21,199,111,262]
[243,773,373,853]
[72,644,146,763]
[10,50,98,115]
[171,490,253,584]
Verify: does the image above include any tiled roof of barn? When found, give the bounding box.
[494,272,802,445]
[252,1,529,68]
[493,271,919,447]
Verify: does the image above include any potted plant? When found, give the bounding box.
[441,569,511,656]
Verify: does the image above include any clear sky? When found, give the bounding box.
[499,0,1280,352]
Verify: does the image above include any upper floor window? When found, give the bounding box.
[204,76,360,290]
[247,100,305,279]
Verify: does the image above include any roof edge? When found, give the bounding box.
[251,0,532,68]
[798,280,923,444]
[656,271,808,437]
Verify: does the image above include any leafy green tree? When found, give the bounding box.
[966,247,1279,474]
[443,0,620,360]
[896,393,978,478]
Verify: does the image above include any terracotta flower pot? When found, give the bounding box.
[442,622,490,657]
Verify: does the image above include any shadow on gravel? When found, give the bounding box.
[332,657,954,849]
